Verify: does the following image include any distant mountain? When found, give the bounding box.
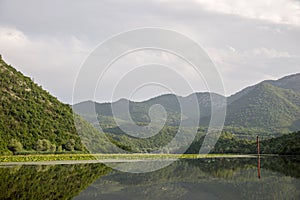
[266,73,300,92]
[227,73,300,104]
[225,73,300,131]
[75,73,300,134]
[2,53,299,155]
[0,55,114,154]
[74,92,226,126]
[225,82,300,131]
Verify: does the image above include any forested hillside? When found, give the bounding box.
[0,55,114,154]
[75,73,300,135]
[225,82,300,131]
[1,54,300,155]
[186,131,300,155]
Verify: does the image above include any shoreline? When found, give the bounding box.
[0,154,269,165]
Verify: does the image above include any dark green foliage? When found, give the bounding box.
[0,56,115,154]
[73,72,300,154]
[50,143,56,152]
[186,131,300,155]
[1,55,300,155]
[266,73,300,93]
[35,139,51,151]
[74,93,226,127]
[64,139,75,151]
[0,57,82,152]
[75,73,300,134]
[77,157,300,200]
[260,131,300,155]
[225,82,300,131]
[7,139,23,153]
[103,125,200,153]
[0,163,111,200]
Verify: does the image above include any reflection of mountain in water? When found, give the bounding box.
[74,157,300,200]
[0,157,299,200]
[0,163,111,200]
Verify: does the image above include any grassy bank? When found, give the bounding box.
[0,154,257,163]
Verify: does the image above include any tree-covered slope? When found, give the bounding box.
[266,73,300,93]
[74,92,225,127]
[227,73,300,104]
[0,55,115,154]
[225,82,300,131]
[75,73,300,134]
[186,131,300,155]
[260,131,300,155]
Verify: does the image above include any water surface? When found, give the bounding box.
[1,156,299,200]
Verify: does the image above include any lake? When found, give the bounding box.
[1,156,299,200]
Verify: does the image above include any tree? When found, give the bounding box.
[57,145,63,152]
[35,139,51,151]
[8,139,23,154]
[65,139,75,151]
[50,144,56,152]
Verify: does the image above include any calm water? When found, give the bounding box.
[1,156,299,200]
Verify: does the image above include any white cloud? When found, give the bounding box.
[0,27,28,46]
[0,26,91,103]
[251,47,292,58]
[206,46,300,96]
[0,1,299,101]
[227,45,236,52]
[208,47,294,64]
[195,0,300,26]
[0,27,90,68]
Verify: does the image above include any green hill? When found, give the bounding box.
[225,82,300,131]
[0,55,115,154]
[74,92,226,127]
[75,73,300,135]
[1,53,300,155]
[266,73,300,93]
[185,131,300,155]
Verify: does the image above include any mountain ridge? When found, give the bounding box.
[0,55,115,154]
[74,73,300,133]
[1,54,300,155]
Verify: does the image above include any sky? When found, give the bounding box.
[0,0,299,103]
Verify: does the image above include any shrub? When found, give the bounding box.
[8,139,23,154]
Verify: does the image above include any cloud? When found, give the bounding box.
[195,0,300,26]
[0,26,91,103]
[0,27,27,45]
[208,47,294,64]
[0,0,299,102]
[251,47,292,58]
[0,27,90,65]
[207,46,300,95]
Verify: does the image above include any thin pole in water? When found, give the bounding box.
[257,135,261,179]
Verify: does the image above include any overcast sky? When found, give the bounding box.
[0,0,299,103]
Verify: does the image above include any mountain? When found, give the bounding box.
[186,130,300,155]
[266,73,300,93]
[225,73,300,131]
[74,92,226,127]
[227,73,300,104]
[75,73,300,135]
[225,82,300,131]
[0,55,115,154]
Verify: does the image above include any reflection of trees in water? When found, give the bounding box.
[0,157,299,200]
[261,156,300,178]
[35,165,51,172]
[0,163,111,200]
[76,157,300,200]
